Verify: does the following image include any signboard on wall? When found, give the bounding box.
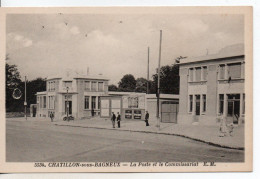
[134,110,142,119]
[125,110,132,119]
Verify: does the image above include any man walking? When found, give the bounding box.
[111,112,116,128]
[145,111,149,126]
[117,112,121,128]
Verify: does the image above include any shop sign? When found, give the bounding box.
[134,110,142,119]
[125,110,132,119]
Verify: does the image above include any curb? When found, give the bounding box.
[54,123,244,151]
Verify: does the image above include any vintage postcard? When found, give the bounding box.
[0,7,253,172]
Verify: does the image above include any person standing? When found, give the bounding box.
[50,112,54,122]
[111,112,116,128]
[145,111,149,126]
[117,112,121,128]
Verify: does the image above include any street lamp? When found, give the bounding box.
[66,86,69,121]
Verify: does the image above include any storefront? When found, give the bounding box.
[100,94,146,120]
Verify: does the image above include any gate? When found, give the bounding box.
[161,101,178,123]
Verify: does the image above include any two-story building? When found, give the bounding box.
[178,44,245,126]
[36,72,109,120]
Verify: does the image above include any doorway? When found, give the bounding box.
[227,94,240,124]
[65,101,72,115]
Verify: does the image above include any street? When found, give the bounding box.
[6,120,244,162]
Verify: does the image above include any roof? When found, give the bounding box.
[180,43,244,65]
[47,70,109,81]
[36,91,47,95]
[108,91,146,96]
[146,94,179,99]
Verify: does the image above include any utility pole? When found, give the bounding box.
[156,30,162,129]
[24,76,27,120]
[147,46,150,94]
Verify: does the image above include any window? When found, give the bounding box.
[43,96,46,108]
[85,81,90,91]
[219,64,225,79]
[219,94,224,114]
[84,96,90,109]
[195,67,201,81]
[189,95,193,112]
[48,96,55,109]
[52,81,55,91]
[98,82,103,91]
[91,82,97,91]
[92,96,96,109]
[202,94,206,112]
[202,66,207,81]
[189,68,194,82]
[228,63,241,79]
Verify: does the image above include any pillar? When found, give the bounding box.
[223,93,227,117]
[192,95,196,115]
[224,64,228,79]
[200,94,203,115]
[96,96,99,110]
[89,96,92,109]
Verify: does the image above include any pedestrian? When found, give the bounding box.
[117,112,121,128]
[145,111,149,126]
[50,112,54,122]
[111,112,116,128]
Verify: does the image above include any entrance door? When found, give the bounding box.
[227,94,240,124]
[65,101,72,115]
[161,102,178,123]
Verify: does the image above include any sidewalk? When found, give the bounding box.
[54,117,244,150]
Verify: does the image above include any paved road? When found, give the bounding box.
[6,120,244,162]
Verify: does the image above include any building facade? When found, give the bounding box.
[178,44,245,125]
[36,72,109,120]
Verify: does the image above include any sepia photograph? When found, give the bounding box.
[0,7,253,172]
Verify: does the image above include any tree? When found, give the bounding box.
[118,74,136,92]
[135,77,148,93]
[152,64,179,94]
[108,84,118,91]
[6,57,23,112]
[26,78,46,105]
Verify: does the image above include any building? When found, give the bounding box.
[100,92,146,120]
[178,44,245,126]
[100,92,179,122]
[36,71,109,120]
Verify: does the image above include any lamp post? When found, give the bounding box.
[66,86,69,121]
[156,30,162,130]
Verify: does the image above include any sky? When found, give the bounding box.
[6,13,244,85]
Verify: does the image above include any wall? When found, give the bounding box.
[178,67,190,124]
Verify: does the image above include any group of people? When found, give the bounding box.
[111,112,121,128]
[110,111,150,128]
